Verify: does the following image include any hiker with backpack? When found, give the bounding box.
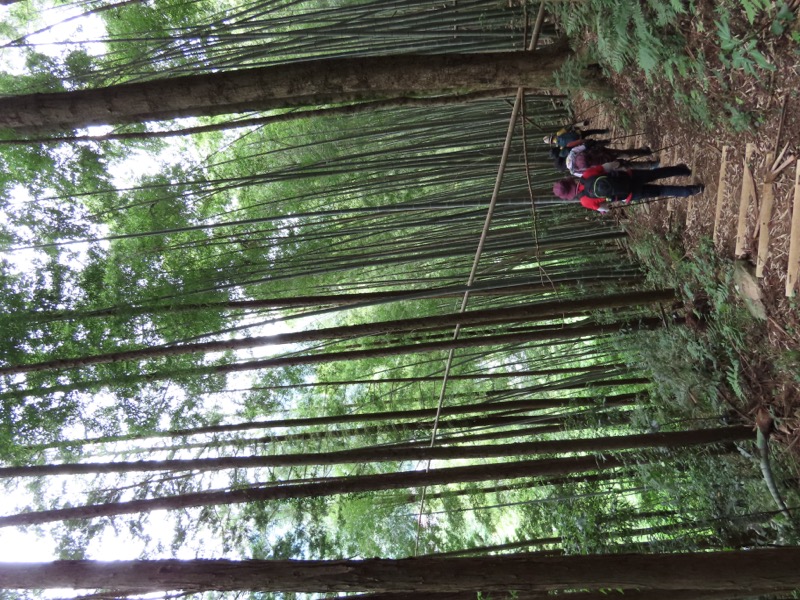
[564,141,659,176]
[552,161,704,213]
[543,122,611,158]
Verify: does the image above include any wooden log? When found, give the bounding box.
[786,161,800,297]
[734,143,756,256]
[713,146,730,244]
[756,152,776,278]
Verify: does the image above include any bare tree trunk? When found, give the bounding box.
[0,48,572,130]
[0,318,667,398]
[1,550,800,593]
[350,590,787,600]
[26,383,630,451]
[0,290,674,375]
[0,455,623,528]
[0,426,749,478]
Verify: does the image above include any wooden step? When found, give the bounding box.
[734,143,756,257]
[787,161,800,297]
[756,152,776,278]
[713,146,730,245]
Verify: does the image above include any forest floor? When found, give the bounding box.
[569,15,800,464]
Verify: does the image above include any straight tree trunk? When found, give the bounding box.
[25,382,629,451]
[22,281,623,321]
[0,318,666,398]
[350,590,787,600]
[424,536,562,557]
[2,550,800,592]
[0,455,623,528]
[0,426,749,478]
[0,48,572,130]
[0,290,674,375]
[248,365,627,390]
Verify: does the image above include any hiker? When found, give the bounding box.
[552,161,704,213]
[565,142,659,176]
[551,144,658,175]
[543,122,611,158]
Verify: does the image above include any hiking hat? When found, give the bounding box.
[553,179,579,199]
[543,134,556,145]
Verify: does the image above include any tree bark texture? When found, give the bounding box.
[1,550,800,592]
[351,590,789,600]
[0,49,570,130]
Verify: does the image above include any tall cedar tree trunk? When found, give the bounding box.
[0,47,572,130]
[0,290,674,375]
[25,379,627,451]
[350,589,782,600]
[0,455,626,527]
[24,281,636,320]
[0,318,664,400]
[2,550,800,592]
[6,318,667,396]
[138,408,636,455]
[14,391,637,465]
[0,426,749,478]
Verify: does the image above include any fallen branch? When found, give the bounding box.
[770,155,796,179]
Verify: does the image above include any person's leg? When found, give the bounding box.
[630,184,704,201]
[631,164,691,184]
[623,159,661,170]
[615,147,652,157]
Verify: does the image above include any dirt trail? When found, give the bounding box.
[569,92,800,459]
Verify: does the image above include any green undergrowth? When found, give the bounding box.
[617,231,800,543]
[626,233,799,417]
[549,0,799,133]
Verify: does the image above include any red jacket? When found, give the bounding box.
[577,165,633,211]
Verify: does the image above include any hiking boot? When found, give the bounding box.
[689,184,705,195]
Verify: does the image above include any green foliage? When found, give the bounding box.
[619,231,800,547]
[621,235,767,418]
[771,3,797,35]
[723,101,760,131]
[633,448,795,546]
[478,592,520,600]
[672,89,714,125]
[551,0,789,133]
[551,0,686,79]
[332,495,419,557]
[715,11,775,75]
[739,0,772,24]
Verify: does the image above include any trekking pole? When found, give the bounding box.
[648,141,682,154]
[606,131,645,143]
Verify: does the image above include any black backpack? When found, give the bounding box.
[582,173,632,200]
